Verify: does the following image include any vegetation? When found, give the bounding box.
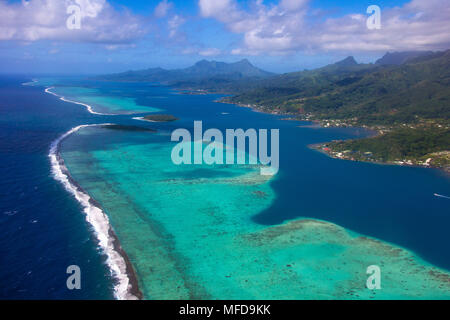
[324,127,449,169]
[226,51,450,126]
[143,114,178,122]
[225,51,450,170]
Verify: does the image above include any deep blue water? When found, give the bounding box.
[0,76,114,299]
[0,75,449,299]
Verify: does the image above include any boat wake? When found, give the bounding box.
[49,124,141,300]
[434,193,450,200]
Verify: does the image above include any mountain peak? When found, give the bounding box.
[236,58,252,65]
[186,59,273,78]
[195,59,212,66]
[335,56,358,67]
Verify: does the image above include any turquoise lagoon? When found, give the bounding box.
[50,86,161,114]
[50,79,450,299]
[31,77,161,114]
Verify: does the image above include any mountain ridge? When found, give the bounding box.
[96,59,274,84]
[375,51,434,65]
[223,49,449,171]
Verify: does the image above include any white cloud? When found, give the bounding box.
[75,0,104,18]
[311,0,450,52]
[279,0,308,11]
[105,43,136,51]
[179,46,222,57]
[154,0,173,18]
[199,48,221,56]
[199,0,450,55]
[0,0,146,44]
[168,14,185,38]
[198,0,307,55]
[199,0,234,18]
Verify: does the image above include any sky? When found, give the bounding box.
[0,0,449,74]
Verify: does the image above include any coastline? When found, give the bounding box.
[219,98,449,174]
[46,87,450,299]
[309,142,450,174]
[49,124,143,300]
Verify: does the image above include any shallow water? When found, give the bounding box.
[50,86,161,115]
[61,125,450,299]
[2,75,449,299]
[53,78,450,299]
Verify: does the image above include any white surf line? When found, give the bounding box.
[44,87,116,116]
[49,124,139,300]
[434,193,450,200]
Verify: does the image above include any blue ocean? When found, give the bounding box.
[1,75,449,299]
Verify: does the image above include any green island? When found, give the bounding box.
[222,51,450,172]
[316,126,450,171]
[142,114,179,122]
